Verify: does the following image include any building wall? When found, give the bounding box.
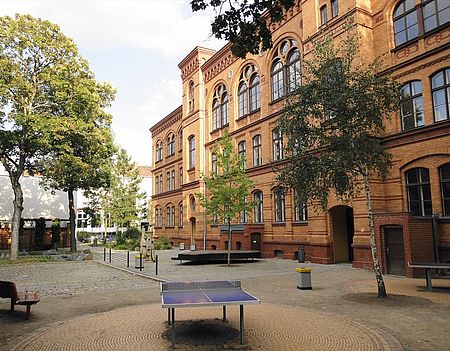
[150,0,450,277]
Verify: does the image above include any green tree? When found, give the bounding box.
[196,130,255,266]
[0,14,94,260]
[191,0,296,58]
[277,34,399,298]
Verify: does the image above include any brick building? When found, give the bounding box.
[150,0,450,277]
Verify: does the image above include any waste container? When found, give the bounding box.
[298,246,305,263]
[179,242,185,250]
[135,256,144,269]
[190,244,196,251]
[296,268,312,290]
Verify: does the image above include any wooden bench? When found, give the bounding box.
[408,262,450,291]
[0,281,40,319]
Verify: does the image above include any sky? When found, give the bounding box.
[0,0,225,166]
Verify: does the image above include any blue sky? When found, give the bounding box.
[1,0,225,166]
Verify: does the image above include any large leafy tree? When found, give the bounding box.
[191,0,296,58]
[277,34,399,297]
[196,130,255,266]
[0,14,106,259]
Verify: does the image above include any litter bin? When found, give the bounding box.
[179,242,185,250]
[298,246,305,263]
[190,244,196,251]
[296,268,312,290]
[135,256,144,269]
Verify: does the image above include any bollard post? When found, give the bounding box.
[109,248,111,263]
[139,253,143,272]
[127,251,130,268]
[156,254,159,275]
[103,247,106,261]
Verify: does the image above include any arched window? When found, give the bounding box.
[320,5,328,25]
[400,81,424,130]
[155,141,163,162]
[253,191,263,223]
[159,175,163,193]
[211,153,218,174]
[178,203,184,227]
[393,0,418,46]
[188,80,195,113]
[331,0,339,18]
[252,135,262,166]
[171,206,176,227]
[154,176,159,195]
[179,167,183,187]
[272,128,283,161]
[423,0,450,33]
[440,163,450,216]
[239,197,247,223]
[406,168,432,216]
[274,187,286,222]
[271,39,301,101]
[171,170,175,190]
[431,68,450,122]
[238,64,260,117]
[167,134,175,156]
[179,130,183,151]
[167,172,171,192]
[294,190,308,222]
[188,135,195,169]
[212,84,229,130]
[166,207,171,226]
[238,141,246,168]
[190,195,196,212]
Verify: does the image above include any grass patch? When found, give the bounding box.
[0,256,55,266]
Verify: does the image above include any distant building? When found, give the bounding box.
[151,0,450,278]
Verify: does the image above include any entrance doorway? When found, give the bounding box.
[385,227,405,275]
[189,217,196,244]
[331,206,355,263]
[250,233,261,251]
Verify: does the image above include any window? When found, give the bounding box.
[159,207,163,226]
[393,0,418,46]
[320,5,328,25]
[440,163,450,216]
[240,198,247,223]
[212,84,229,130]
[211,153,218,174]
[171,170,175,190]
[272,128,283,161]
[189,136,195,169]
[166,207,171,226]
[294,191,308,221]
[423,0,450,33]
[331,0,339,18]
[179,203,184,226]
[179,130,183,151]
[167,134,175,156]
[155,176,159,194]
[406,168,432,216]
[188,80,195,113]
[252,135,262,166]
[159,176,163,194]
[155,141,163,162]
[431,68,450,122]
[179,167,183,187]
[238,64,260,118]
[274,187,286,222]
[253,191,263,223]
[271,39,301,101]
[238,141,246,168]
[155,208,162,227]
[167,172,171,192]
[171,206,176,227]
[400,81,424,130]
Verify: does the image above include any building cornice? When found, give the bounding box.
[150,105,182,136]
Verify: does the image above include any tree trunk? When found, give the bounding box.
[362,171,387,298]
[68,189,77,252]
[227,219,231,266]
[10,177,24,261]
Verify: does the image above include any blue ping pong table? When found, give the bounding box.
[160,280,260,346]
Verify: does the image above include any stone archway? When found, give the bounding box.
[330,205,355,263]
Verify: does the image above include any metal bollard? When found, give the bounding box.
[139,253,143,272]
[156,254,159,275]
[103,247,106,261]
[109,248,111,263]
[127,251,130,268]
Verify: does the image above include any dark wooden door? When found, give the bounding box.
[385,228,405,275]
[251,233,261,251]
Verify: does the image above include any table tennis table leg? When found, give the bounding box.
[239,305,244,344]
[171,308,176,349]
[168,308,171,325]
[222,305,227,322]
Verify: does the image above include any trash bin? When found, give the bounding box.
[296,268,312,290]
[190,244,196,251]
[179,242,185,250]
[135,256,144,269]
[298,246,305,263]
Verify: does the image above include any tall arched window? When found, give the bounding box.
[238,141,246,168]
[271,39,301,101]
[155,176,159,195]
[166,206,171,226]
[179,203,184,227]
[155,141,163,162]
[273,187,286,222]
[294,190,308,222]
[188,135,195,169]
[431,68,450,122]
[171,170,175,190]
[212,84,229,130]
[406,168,432,216]
[253,191,263,223]
[252,135,262,166]
[272,128,283,161]
[188,80,195,113]
[320,5,328,25]
[393,0,418,46]
[159,175,163,193]
[211,153,218,174]
[238,64,260,118]
[423,0,450,32]
[400,81,424,130]
[167,134,175,156]
[331,0,339,18]
[440,163,450,216]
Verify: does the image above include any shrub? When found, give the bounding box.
[154,236,171,250]
[34,217,46,250]
[125,227,141,240]
[52,219,61,245]
[77,231,91,243]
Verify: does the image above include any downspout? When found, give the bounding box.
[431,214,440,263]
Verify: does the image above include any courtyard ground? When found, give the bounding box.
[0,247,449,350]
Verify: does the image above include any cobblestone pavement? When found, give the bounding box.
[0,247,449,350]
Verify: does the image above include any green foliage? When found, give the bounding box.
[34,218,46,250]
[191,0,296,58]
[0,256,55,266]
[76,231,91,243]
[277,33,399,209]
[51,219,61,244]
[125,227,141,240]
[153,236,171,250]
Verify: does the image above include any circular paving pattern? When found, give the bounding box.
[10,303,404,351]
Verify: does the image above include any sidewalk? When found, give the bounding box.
[1,248,449,350]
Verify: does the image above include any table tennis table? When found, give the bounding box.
[160,280,260,346]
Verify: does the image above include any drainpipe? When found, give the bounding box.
[431,214,440,263]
